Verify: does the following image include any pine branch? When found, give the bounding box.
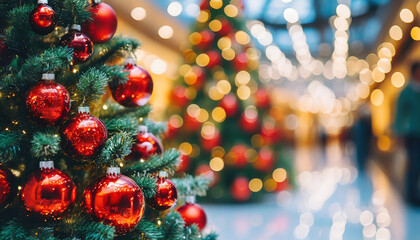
[102,117,137,134]
[31,131,60,158]
[0,131,22,163]
[76,67,109,106]
[172,175,212,198]
[126,149,180,174]
[160,212,185,240]
[74,215,115,240]
[143,119,167,136]
[0,219,34,240]
[99,65,128,84]
[87,36,141,65]
[5,5,38,54]
[98,132,134,165]
[98,102,151,120]
[202,233,218,240]
[136,220,163,240]
[185,225,201,240]
[130,174,157,199]
[50,0,91,26]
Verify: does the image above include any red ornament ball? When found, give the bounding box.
[0,165,13,207]
[126,127,162,161]
[255,89,270,109]
[197,30,215,50]
[22,162,76,219]
[218,19,232,36]
[82,1,117,43]
[228,144,248,168]
[110,59,153,107]
[177,199,207,230]
[147,172,177,211]
[176,154,190,172]
[206,50,222,69]
[60,25,93,64]
[275,177,289,192]
[171,86,189,108]
[195,164,219,187]
[83,168,145,235]
[199,0,209,10]
[231,177,251,202]
[61,108,108,159]
[26,76,70,126]
[200,128,221,152]
[261,122,281,145]
[29,2,57,35]
[254,147,275,172]
[233,52,248,71]
[191,66,205,89]
[183,113,201,132]
[0,36,13,67]
[239,110,259,133]
[220,93,239,117]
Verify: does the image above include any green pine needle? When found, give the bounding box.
[131,174,157,199]
[98,102,151,120]
[143,119,168,136]
[50,0,91,26]
[102,117,138,134]
[0,219,34,240]
[31,131,60,158]
[76,67,109,106]
[0,131,22,163]
[136,220,163,239]
[160,212,185,240]
[127,148,180,174]
[98,132,134,165]
[172,175,212,198]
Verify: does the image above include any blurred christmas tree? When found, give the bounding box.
[166,0,292,202]
[0,0,217,239]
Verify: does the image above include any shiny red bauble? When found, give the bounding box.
[0,36,13,67]
[183,113,201,132]
[195,164,219,187]
[233,52,248,71]
[192,66,206,89]
[126,128,163,161]
[229,144,248,167]
[171,86,189,108]
[61,108,107,159]
[200,129,221,152]
[147,172,177,211]
[82,1,117,43]
[218,19,232,36]
[231,177,251,202]
[83,168,145,235]
[110,60,153,107]
[177,198,207,230]
[29,1,57,35]
[197,30,215,50]
[255,89,270,109]
[60,25,93,64]
[199,0,209,10]
[0,165,13,206]
[239,111,259,133]
[254,147,275,172]
[206,50,222,69]
[220,93,239,117]
[261,122,281,145]
[176,154,190,172]
[22,162,76,219]
[275,177,289,192]
[26,77,70,126]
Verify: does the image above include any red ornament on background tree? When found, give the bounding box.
[0,165,13,207]
[110,58,153,107]
[176,154,190,172]
[275,177,289,192]
[22,161,76,219]
[199,0,209,10]
[83,167,145,235]
[253,147,275,172]
[183,113,201,132]
[126,126,163,161]
[230,177,251,202]
[218,19,232,36]
[261,122,281,145]
[0,36,13,67]
[255,88,270,109]
[26,73,70,126]
[29,0,57,35]
[200,128,221,152]
[239,109,259,133]
[197,30,215,50]
[192,66,206,89]
[233,52,248,71]
[196,164,219,187]
[60,24,93,64]
[228,144,248,168]
[61,107,108,159]
[147,171,177,211]
[82,0,117,43]
[171,86,189,108]
[219,93,239,117]
[176,196,207,230]
[206,50,222,69]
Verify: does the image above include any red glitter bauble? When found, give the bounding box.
[255,89,270,109]
[61,108,107,159]
[0,165,13,207]
[126,128,162,161]
[171,86,189,108]
[60,25,93,64]
[177,201,207,230]
[229,144,248,168]
[26,77,70,126]
[206,50,222,69]
[29,2,57,35]
[147,172,177,211]
[83,168,145,235]
[22,162,76,219]
[82,1,117,43]
[233,52,248,71]
[176,154,190,172]
[200,129,221,152]
[219,93,239,117]
[218,19,232,36]
[239,111,259,133]
[197,30,215,50]
[0,36,13,67]
[195,164,219,187]
[231,177,251,202]
[254,147,275,172]
[110,59,153,107]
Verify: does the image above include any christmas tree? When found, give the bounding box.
[0,0,216,239]
[167,0,292,202]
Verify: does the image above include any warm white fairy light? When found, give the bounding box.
[331,3,352,79]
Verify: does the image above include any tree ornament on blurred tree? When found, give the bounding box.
[200,127,221,152]
[261,122,281,145]
[0,36,13,66]
[184,113,202,132]
[147,171,177,211]
[239,108,259,133]
[197,30,215,50]
[254,147,275,172]
[205,50,222,69]
[191,66,206,89]
[61,107,107,159]
[255,88,270,109]
[196,164,219,187]
[60,24,93,64]
[176,196,207,230]
[82,0,117,43]
[26,73,70,126]
[110,58,153,107]
[219,93,239,117]
[199,0,209,10]
[21,161,76,220]
[230,177,251,202]
[171,86,189,108]
[83,167,145,235]
[29,0,57,35]
[126,126,163,161]
[176,154,190,172]
[0,165,13,207]
[228,144,248,167]
[275,177,289,192]
[218,19,232,36]
[233,52,248,71]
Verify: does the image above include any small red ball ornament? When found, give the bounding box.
[147,171,177,211]
[219,93,239,117]
[218,19,232,36]
[200,128,221,152]
[183,113,201,132]
[228,144,248,168]
[254,147,275,172]
[110,58,153,107]
[239,109,259,133]
[177,196,207,230]
[171,86,189,108]
[231,177,251,202]
[126,126,163,161]
[176,154,190,172]
[61,107,108,159]
[206,50,222,69]
[233,52,248,71]
[0,165,13,207]
[195,164,219,187]
[82,0,117,43]
[255,89,270,109]
[83,167,145,235]
[261,122,281,145]
[197,30,215,50]
[199,0,209,10]
[22,161,76,219]
[275,177,289,192]
[192,66,205,89]
[26,73,70,126]
[60,24,93,64]
[29,0,57,35]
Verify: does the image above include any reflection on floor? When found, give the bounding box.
[201,141,420,240]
